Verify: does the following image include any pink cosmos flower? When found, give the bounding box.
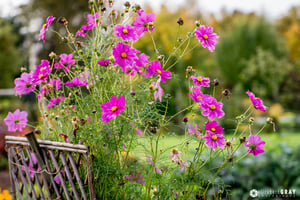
[148,61,171,83]
[53,171,64,185]
[48,78,62,91]
[195,25,220,52]
[147,157,162,174]
[188,86,209,103]
[153,78,164,102]
[112,42,140,71]
[21,153,40,178]
[64,77,87,87]
[133,10,155,36]
[170,148,182,162]
[202,131,226,150]
[205,121,224,135]
[113,24,138,42]
[14,72,35,96]
[39,16,56,42]
[37,87,48,102]
[54,53,76,72]
[187,123,201,137]
[4,109,28,132]
[198,96,225,121]
[32,60,51,84]
[60,133,69,143]
[173,190,178,198]
[124,66,136,76]
[245,134,266,156]
[47,94,65,108]
[97,59,110,66]
[100,95,125,123]
[190,75,210,87]
[124,172,145,185]
[75,13,101,37]
[246,90,267,112]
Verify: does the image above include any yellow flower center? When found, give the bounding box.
[197,77,202,82]
[197,96,202,99]
[111,106,117,111]
[109,56,114,60]
[148,22,154,26]
[156,69,162,74]
[43,24,47,28]
[211,135,217,141]
[145,63,149,67]
[38,74,44,79]
[210,105,216,110]
[211,128,216,132]
[172,149,178,154]
[203,34,208,40]
[40,67,45,71]
[121,52,127,58]
[122,29,128,34]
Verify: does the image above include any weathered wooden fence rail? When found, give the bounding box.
[5,133,96,200]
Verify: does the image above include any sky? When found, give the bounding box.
[0,0,300,19]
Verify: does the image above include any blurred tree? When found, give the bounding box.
[215,12,286,88]
[0,18,23,88]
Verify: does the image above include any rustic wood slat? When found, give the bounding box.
[18,149,38,200]
[11,148,32,199]
[8,146,17,200]
[49,150,72,200]
[25,148,46,200]
[84,153,96,200]
[10,166,23,200]
[60,151,81,200]
[68,152,87,200]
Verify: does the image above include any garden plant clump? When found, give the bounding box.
[4,0,274,199]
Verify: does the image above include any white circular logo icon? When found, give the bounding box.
[250,189,258,198]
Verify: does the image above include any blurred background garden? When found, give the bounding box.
[0,0,300,198]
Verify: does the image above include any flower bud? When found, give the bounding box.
[130,90,136,96]
[149,84,154,91]
[213,79,219,86]
[183,117,188,123]
[266,117,273,124]
[222,89,231,99]
[76,41,84,48]
[166,94,171,97]
[239,136,246,144]
[62,36,69,43]
[177,17,184,26]
[49,52,56,59]
[58,17,68,25]
[158,55,165,61]
[101,7,106,12]
[20,67,27,73]
[249,117,255,125]
[92,110,96,113]
[124,1,131,7]
[195,21,201,27]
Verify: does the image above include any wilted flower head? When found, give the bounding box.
[39,16,56,42]
[244,134,265,156]
[246,90,267,112]
[100,95,125,123]
[195,25,219,52]
[4,109,28,132]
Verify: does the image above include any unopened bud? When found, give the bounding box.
[183,117,188,123]
[239,136,246,144]
[49,52,56,59]
[58,17,68,25]
[20,67,27,73]
[195,21,201,27]
[124,1,131,7]
[149,85,154,91]
[223,89,231,99]
[213,79,219,86]
[177,17,184,26]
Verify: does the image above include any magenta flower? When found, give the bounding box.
[173,190,178,198]
[48,78,62,91]
[100,95,125,123]
[124,172,145,185]
[33,60,51,84]
[170,149,182,162]
[205,121,224,135]
[4,109,28,132]
[133,10,155,36]
[198,96,225,120]
[75,13,101,37]
[21,153,40,178]
[190,75,210,87]
[153,78,164,102]
[47,94,65,109]
[64,77,87,87]
[37,87,48,102]
[39,16,56,42]
[134,53,150,75]
[188,86,208,103]
[246,90,267,112]
[113,24,138,42]
[245,134,266,156]
[54,53,76,72]
[60,133,69,143]
[187,123,201,137]
[124,66,136,76]
[112,42,140,71]
[97,59,110,66]
[195,25,220,52]
[202,131,226,150]
[148,61,171,83]
[14,72,35,96]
